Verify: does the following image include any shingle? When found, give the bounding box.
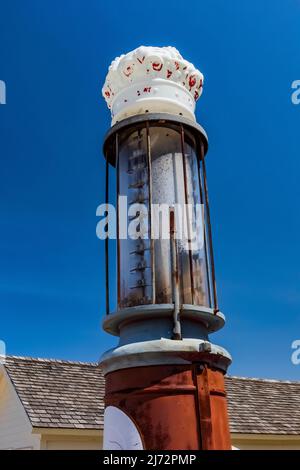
[3,356,300,435]
[3,356,105,430]
[225,376,300,435]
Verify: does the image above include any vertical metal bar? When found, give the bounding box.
[105,150,110,315]
[196,365,213,449]
[197,156,212,308]
[116,133,120,309]
[170,210,181,340]
[146,121,156,304]
[200,141,219,313]
[180,125,195,304]
[192,365,204,449]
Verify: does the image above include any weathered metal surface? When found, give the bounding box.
[103,113,208,166]
[207,367,232,449]
[180,124,195,304]
[105,363,231,450]
[170,210,181,340]
[102,109,231,450]
[100,338,232,375]
[146,121,156,305]
[105,113,216,315]
[102,304,225,337]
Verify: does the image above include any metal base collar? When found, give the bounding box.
[100,338,232,375]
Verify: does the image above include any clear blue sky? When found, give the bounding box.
[1,0,300,380]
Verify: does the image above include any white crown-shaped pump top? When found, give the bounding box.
[102,46,204,125]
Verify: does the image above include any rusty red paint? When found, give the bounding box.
[175,61,180,70]
[105,363,231,450]
[137,56,145,64]
[143,87,151,93]
[105,91,110,97]
[194,90,199,100]
[167,69,172,78]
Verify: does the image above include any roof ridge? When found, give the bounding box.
[227,375,300,385]
[5,355,99,367]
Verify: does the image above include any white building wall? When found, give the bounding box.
[0,368,41,450]
[41,435,102,450]
[231,435,300,450]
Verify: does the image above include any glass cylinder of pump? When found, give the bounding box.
[104,114,215,313]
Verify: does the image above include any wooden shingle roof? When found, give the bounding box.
[226,376,300,435]
[2,356,105,430]
[2,356,300,435]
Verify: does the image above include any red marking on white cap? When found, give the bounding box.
[152,62,163,71]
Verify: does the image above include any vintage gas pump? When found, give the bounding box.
[100,46,232,450]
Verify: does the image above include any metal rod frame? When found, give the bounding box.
[180,125,195,305]
[199,141,218,313]
[170,209,182,340]
[116,133,120,309]
[197,153,212,308]
[146,122,156,304]
[105,151,110,315]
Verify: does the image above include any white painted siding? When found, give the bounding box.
[231,436,300,450]
[0,368,41,450]
[42,435,102,450]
